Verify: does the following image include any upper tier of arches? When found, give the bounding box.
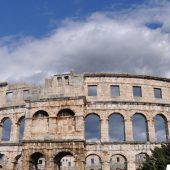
[0,109,169,143]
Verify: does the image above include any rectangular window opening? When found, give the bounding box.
[6,92,13,103]
[64,76,69,85]
[91,158,94,165]
[117,157,120,162]
[133,86,142,97]
[88,85,97,96]
[110,85,120,96]
[57,77,62,86]
[38,160,42,164]
[23,90,29,99]
[154,88,162,98]
[68,162,71,166]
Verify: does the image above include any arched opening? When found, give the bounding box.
[132,113,149,142]
[32,110,49,135]
[1,117,12,141]
[0,154,6,169]
[135,153,147,170]
[108,113,125,141]
[58,109,75,117]
[54,151,75,170]
[18,116,25,142]
[33,110,49,118]
[154,114,168,142]
[85,154,102,170]
[110,154,127,170]
[85,113,101,141]
[57,109,75,134]
[29,152,45,170]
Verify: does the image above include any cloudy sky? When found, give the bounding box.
[0,0,170,83]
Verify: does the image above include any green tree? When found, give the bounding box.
[141,143,170,170]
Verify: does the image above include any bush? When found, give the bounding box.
[141,143,170,170]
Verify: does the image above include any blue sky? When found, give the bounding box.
[0,0,170,82]
[0,0,146,38]
[0,0,169,142]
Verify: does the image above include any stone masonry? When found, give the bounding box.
[0,72,169,170]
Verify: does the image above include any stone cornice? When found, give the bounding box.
[22,139,85,143]
[84,72,170,82]
[0,104,26,111]
[25,96,86,103]
[86,101,170,107]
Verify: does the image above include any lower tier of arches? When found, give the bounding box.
[0,142,165,170]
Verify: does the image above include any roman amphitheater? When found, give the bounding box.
[0,72,169,170]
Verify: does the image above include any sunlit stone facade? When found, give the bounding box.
[0,72,170,170]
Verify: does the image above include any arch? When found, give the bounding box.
[57,108,75,117]
[18,116,25,123]
[86,154,102,170]
[15,154,21,161]
[32,111,49,135]
[33,110,49,119]
[132,113,149,142]
[85,153,102,160]
[54,151,75,170]
[85,112,100,119]
[85,113,101,141]
[154,114,168,142]
[110,154,127,170]
[29,152,45,170]
[56,109,76,134]
[1,117,12,141]
[18,116,25,141]
[135,153,147,170]
[1,117,10,123]
[108,113,125,141]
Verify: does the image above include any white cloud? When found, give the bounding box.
[1,1,170,83]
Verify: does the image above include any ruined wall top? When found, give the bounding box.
[0,72,170,108]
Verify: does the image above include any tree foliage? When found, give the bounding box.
[141,143,170,170]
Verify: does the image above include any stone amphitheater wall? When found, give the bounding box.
[0,72,169,170]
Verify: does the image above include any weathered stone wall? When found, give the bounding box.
[0,72,169,170]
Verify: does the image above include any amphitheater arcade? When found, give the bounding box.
[0,72,170,170]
